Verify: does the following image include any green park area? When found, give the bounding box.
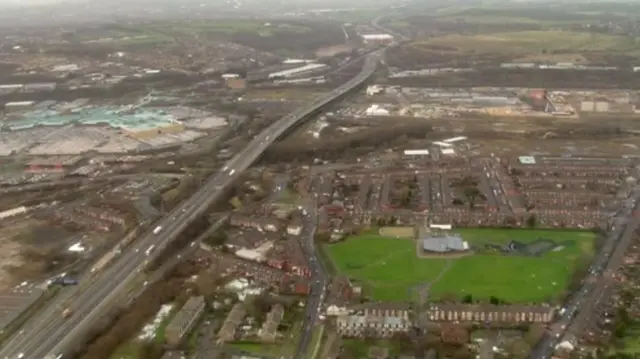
[325,228,596,303]
[410,30,639,63]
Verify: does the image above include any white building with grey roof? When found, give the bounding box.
[421,235,469,253]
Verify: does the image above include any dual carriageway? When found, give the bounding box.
[0,49,384,359]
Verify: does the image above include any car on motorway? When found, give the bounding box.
[62,308,73,318]
[145,245,155,256]
[54,277,79,286]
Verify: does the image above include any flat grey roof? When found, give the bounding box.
[518,156,536,164]
[422,235,468,252]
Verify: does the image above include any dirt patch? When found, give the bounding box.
[0,220,32,291]
[513,53,588,63]
[379,226,415,238]
[0,219,82,291]
[316,44,352,57]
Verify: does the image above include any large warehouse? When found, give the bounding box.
[421,235,469,253]
[267,63,327,79]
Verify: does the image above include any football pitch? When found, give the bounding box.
[324,228,596,303]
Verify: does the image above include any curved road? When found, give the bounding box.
[0,49,383,359]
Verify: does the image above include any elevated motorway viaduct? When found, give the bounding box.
[0,49,384,359]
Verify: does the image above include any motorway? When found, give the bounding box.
[529,183,640,359]
[0,49,383,359]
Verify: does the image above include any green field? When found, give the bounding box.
[325,228,596,303]
[414,30,637,56]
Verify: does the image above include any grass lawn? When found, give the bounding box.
[110,342,143,359]
[609,324,640,355]
[305,325,325,359]
[325,228,596,303]
[411,30,638,57]
[161,20,310,37]
[341,339,406,358]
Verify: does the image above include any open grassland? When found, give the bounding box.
[167,20,311,36]
[413,31,637,56]
[609,324,640,356]
[79,20,311,45]
[325,228,595,303]
[410,4,637,27]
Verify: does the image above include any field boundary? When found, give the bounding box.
[325,228,597,303]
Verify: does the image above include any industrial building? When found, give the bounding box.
[404,149,430,156]
[360,34,394,45]
[580,101,610,113]
[4,101,36,112]
[0,206,28,220]
[268,63,327,79]
[23,83,56,92]
[165,296,206,346]
[365,104,390,116]
[0,84,23,93]
[421,235,469,253]
[366,85,384,96]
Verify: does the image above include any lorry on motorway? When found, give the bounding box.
[90,250,117,274]
[145,245,156,256]
[48,276,79,286]
[57,277,79,286]
[62,308,73,318]
[152,226,163,234]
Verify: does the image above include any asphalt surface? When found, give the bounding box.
[529,183,640,359]
[293,199,327,359]
[289,51,388,359]
[0,49,383,359]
